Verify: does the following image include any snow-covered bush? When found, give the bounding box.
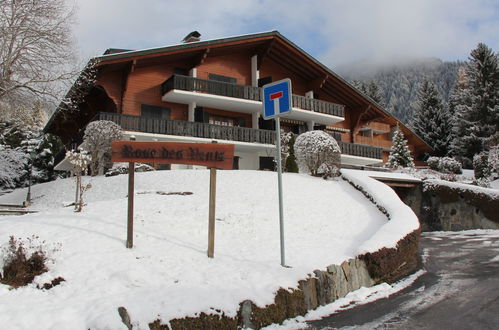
[427,157,440,171]
[283,133,298,173]
[294,130,341,177]
[83,120,123,176]
[427,156,462,174]
[105,162,155,177]
[0,149,29,190]
[387,128,414,169]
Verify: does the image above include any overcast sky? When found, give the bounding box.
[73,0,499,68]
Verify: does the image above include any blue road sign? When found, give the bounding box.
[262,79,292,119]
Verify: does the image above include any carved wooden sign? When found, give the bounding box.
[111,141,234,170]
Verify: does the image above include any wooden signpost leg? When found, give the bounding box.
[207,167,217,258]
[127,161,135,248]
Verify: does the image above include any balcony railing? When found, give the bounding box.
[161,75,345,117]
[338,141,383,159]
[97,112,276,145]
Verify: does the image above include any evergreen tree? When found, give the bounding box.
[352,80,384,106]
[387,127,414,168]
[413,79,452,156]
[284,134,299,173]
[451,43,498,167]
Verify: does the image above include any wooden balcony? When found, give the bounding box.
[97,112,276,145]
[355,135,392,149]
[359,122,391,134]
[161,75,345,117]
[338,141,383,160]
[94,113,382,160]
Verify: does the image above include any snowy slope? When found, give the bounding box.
[0,170,412,329]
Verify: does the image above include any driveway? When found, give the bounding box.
[308,230,499,329]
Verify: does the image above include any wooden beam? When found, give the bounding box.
[309,75,329,90]
[350,105,371,142]
[207,167,217,258]
[127,161,135,248]
[257,40,275,69]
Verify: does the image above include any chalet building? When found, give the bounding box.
[44,31,431,171]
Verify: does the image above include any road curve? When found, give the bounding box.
[308,230,499,330]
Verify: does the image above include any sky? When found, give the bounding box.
[73,0,499,69]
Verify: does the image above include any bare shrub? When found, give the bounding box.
[0,236,49,287]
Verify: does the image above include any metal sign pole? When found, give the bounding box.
[275,117,286,267]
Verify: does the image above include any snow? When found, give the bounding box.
[0,170,416,329]
[341,169,420,253]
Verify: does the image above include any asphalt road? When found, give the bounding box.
[307,230,499,330]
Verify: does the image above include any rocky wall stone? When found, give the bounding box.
[399,183,499,231]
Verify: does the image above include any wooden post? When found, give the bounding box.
[207,167,217,258]
[127,161,135,248]
[126,136,136,249]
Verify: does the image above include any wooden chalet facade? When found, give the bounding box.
[45,31,431,170]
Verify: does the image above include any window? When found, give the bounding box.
[141,104,171,120]
[258,76,272,87]
[208,73,237,84]
[259,157,274,171]
[209,115,235,126]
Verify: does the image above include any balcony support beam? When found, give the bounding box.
[188,102,196,122]
[307,120,315,131]
[251,55,259,87]
[252,112,259,129]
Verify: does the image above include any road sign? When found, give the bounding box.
[262,79,292,119]
[261,78,293,267]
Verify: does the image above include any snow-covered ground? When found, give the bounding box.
[0,170,416,329]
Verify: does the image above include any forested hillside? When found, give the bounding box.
[337,58,462,125]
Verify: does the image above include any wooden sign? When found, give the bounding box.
[111,141,234,170]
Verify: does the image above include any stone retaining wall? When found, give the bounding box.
[401,182,499,231]
[146,228,420,330]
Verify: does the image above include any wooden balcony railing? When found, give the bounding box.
[338,141,383,159]
[355,135,393,149]
[81,113,381,160]
[161,75,345,117]
[97,112,276,145]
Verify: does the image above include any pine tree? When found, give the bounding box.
[387,127,414,168]
[413,79,452,156]
[352,80,384,106]
[451,43,498,167]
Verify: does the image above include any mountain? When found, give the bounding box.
[336,57,463,126]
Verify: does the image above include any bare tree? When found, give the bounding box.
[0,0,76,104]
[83,120,123,176]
